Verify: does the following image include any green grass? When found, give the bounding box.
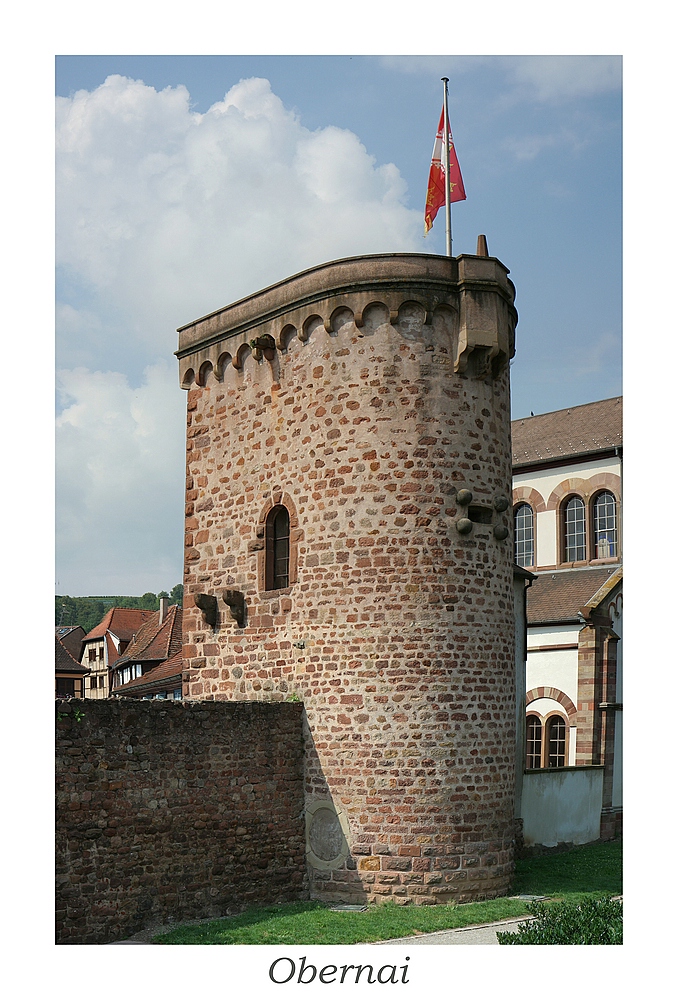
[511,839,622,904]
[153,839,621,945]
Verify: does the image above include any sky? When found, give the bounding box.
[54,54,623,598]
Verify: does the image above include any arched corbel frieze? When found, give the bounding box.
[181,367,195,389]
[196,360,213,387]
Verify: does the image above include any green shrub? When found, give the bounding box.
[497,896,622,945]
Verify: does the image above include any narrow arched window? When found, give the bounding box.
[514,503,534,568]
[593,491,617,559]
[563,496,586,562]
[265,505,290,590]
[546,716,566,767]
[526,715,542,769]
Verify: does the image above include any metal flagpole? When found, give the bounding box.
[441,77,452,257]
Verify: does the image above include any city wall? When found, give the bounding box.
[56,699,306,944]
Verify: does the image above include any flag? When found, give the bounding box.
[424,108,466,236]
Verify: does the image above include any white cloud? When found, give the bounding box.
[56,74,422,593]
[56,361,186,595]
[502,55,621,102]
[501,128,586,162]
[57,75,421,374]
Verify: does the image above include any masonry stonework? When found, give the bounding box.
[56,699,306,944]
[177,252,519,905]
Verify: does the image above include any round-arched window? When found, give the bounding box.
[546,716,567,767]
[526,715,542,769]
[593,491,617,559]
[514,503,534,568]
[563,496,586,562]
[265,505,290,590]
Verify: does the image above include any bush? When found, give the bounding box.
[497,896,622,945]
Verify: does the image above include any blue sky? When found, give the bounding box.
[55,54,622,595]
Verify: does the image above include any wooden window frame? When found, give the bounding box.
[526,710,570,769]
[256,492,301,596]
[265,504,290,591]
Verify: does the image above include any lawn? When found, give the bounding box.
[153,839,621,945]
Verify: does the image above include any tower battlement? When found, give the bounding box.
[176,252,516,388]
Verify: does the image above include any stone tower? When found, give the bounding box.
[176,250,518,904]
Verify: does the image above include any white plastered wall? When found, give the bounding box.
[526,624,580,765]
[513,454,621,569]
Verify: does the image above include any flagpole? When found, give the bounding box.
[441,77,452,257]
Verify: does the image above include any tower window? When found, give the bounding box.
[514,503,534,568]
[265,505,290,590]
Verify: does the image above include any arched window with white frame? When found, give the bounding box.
[526,715,542,769]
[593,490,617,559]
[546,715,567,767]
[514,503,535,568]
[563,495,586,562]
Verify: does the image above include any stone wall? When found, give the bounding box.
[177,254,520,905]
[56,699,306,944]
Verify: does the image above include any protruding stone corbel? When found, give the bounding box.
[194,593,218,628]
[249,334,276,361]
[223,590,247,628]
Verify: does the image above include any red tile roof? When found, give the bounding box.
[512,396,622,468]
[527,567,621,625]
[55,625,86,659]
[56,636,90,675]
[113,606,183,668]
[114,652,184,696]
[83,607,156,643]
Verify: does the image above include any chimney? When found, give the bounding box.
[159,597,169,624]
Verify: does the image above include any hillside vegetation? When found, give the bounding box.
[56,585,183,634]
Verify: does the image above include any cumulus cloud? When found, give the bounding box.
[57,74,421,374]
[56,361,186,595]
[56,74,421,594]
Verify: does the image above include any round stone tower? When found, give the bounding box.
[177,250,518,905]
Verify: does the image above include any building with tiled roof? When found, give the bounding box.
[81,607,157,699]
[110,603,183,697]
[55,625,85,661]
[112,651,184,700]
[56,634,90,699]
[511,397,622,845]
[512,396,622,470]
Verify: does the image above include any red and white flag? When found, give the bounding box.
[424,108,466,236]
